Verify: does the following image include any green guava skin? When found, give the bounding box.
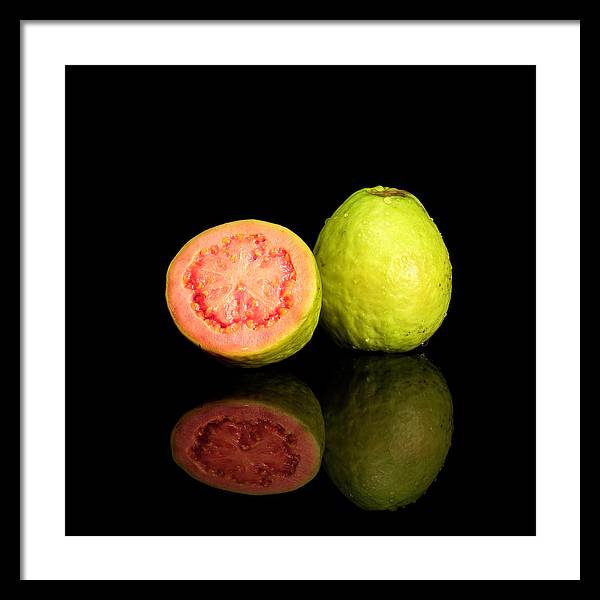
[323,355,453,511]
[313,186,452,352]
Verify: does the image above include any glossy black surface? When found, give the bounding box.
[65,65,535,535]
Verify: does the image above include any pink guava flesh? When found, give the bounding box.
[184,233,296,332]
[171,402,321,494]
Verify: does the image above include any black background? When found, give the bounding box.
[66,66,535,536]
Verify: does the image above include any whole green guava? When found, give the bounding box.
[313,186,452,352]
[323,354,453,511]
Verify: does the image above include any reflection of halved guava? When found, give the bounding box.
[171,373,325,495]
[323,355,453,511]
[166,220,321,367]
[314,186,452,351]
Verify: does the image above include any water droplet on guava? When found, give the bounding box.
[383,197,392,205]
[343,212,348,218]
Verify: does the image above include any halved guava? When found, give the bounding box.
[166,220,321,367]
[323,355,453,511]
[171,373,325,495]
[314,186,452,352]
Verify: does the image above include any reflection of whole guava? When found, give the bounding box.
[314,186,451,351]
[323,354,453,511]
[171,372,325,495]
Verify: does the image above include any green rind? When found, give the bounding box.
[313,186,452,352]
[166,220,322,368]
[323,355,453,511]
[171,372,326,495]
